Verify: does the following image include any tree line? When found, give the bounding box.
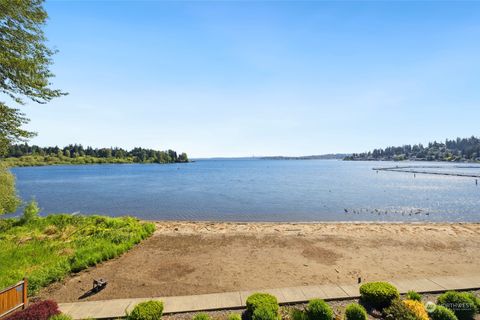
[5,143,189,164]
[345,136,480,162]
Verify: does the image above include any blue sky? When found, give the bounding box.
[18,1,480,157]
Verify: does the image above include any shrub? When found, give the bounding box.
[49,315,73,320]
[344,303,367,320]
[4,300,60,320]
[359,282,399,309]
[306,299,333,320]
[246,293,279,319]
[383,299,417,320]
[437,291,476,320]
[253,306,279,320]
[406,290,422,302]
[127,300,164,320]
[21,200,40,224]
[429,305,458,320]
[0,164,20,214]
[228,313,242,320]
[465,292,480,312]
[193,313,212,320]
[291,309,307,320]
[403,300,429,320]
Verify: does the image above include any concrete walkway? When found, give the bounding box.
[59,275,480,319]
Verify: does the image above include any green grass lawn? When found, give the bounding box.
[0,214,155,295]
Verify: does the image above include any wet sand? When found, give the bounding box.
[39,221,480,302]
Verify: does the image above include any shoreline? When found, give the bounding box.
[5,160,191,168]
[148,219,480,224]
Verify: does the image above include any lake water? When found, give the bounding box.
[9,160,480,222]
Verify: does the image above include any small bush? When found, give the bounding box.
[49,314,73,320]
[437,291,476,320]
[430,305,458,320]
[246,293,279,319]
[406,290,422,302]
[21,200,40,224]
[344,303,367,320]
[253,306,279,320]
[403,300,429,320]
[4,300,60,320]
[228,313,242,320]
[291,309,307,320]
[465,292,480,311]
[0,164,20,214]
[306,299,333,320]
[383,299,417,320]
[359,282,399,309]
[127,300,164,320]
[193,313,212,320]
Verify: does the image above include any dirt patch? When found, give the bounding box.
[38,222,480,302]
[301,246,340,264]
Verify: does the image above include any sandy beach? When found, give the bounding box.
[40,221,480,302]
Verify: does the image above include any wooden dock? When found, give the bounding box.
[373,166,480,178]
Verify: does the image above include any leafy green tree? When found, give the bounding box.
[0,105,35,156]
[0,0,66,155]
[178,152,188,162]
[1,0,65,213]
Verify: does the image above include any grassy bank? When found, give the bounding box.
[0,214,155,294]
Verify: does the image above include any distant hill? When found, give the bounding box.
[345,136,480,162]
[261,154,350,160]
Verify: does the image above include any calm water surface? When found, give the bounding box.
[9,160,480,222]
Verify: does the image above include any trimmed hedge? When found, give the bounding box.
[4,300,60,320]
[359,282,399,309]
[127,300,164,320]
[344,303,367,320]
[306,299,333,320]
[465,292,480,311]
[246,293,279,320]
[253,306,278,320]
[437,291,476,320]
[429,305,459,320]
